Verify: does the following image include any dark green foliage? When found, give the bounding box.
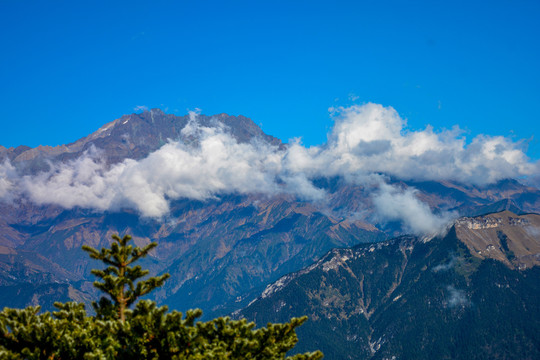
[241,229,539,359]
[497,231,516,261]
[82,234,170,322]
[0,234,322,359]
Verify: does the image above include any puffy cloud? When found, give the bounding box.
[2,103,538,232]
[372,183,456,235]
[110,127,322,217]
[316,103,539,184]
[18,122,322,218]
[20,148,120,211]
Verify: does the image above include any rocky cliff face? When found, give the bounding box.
[238,211,540,359]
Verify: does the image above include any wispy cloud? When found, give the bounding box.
[524,225,540,238]
[134,105,149,112]
[372,183,456,235]
[0,161,17,202]
[446,285,470,308]
[433,254,457,272]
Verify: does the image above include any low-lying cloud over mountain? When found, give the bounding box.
[1,103,539,233]
[372,183,456,235]
[0,160,16,201]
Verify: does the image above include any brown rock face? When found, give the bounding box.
[455,210,540,269]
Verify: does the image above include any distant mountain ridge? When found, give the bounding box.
[0,109,539,322]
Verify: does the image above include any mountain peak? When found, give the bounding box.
[3,110,282,168]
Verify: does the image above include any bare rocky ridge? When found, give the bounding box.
[455,210,540,269]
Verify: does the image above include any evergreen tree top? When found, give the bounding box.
[82,234,170,322]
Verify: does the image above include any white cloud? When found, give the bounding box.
[313,103,539,184]
[372,183,456,235]
[0,161,17,202]
[21,148,120,211]
[18,121,322,218]
[433,254,457,272]
[3,103,539,232]
[524,225,540,238]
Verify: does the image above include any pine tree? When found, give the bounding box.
[82,234,169,322]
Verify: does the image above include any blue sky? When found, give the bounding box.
[1,0,539,159]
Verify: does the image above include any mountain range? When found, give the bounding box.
[0,109,539,331]
[238,211,540,359]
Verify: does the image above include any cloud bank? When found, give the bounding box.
[1,103,538,233]
[12,117,323,218]
[285,104,537,184]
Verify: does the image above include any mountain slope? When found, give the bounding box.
[1,109,540,319]
[238,211,540,359]
[0,193,382,316]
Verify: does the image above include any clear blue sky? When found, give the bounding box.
[1,0,539,159]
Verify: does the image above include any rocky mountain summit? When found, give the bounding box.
[0,109,281,172]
